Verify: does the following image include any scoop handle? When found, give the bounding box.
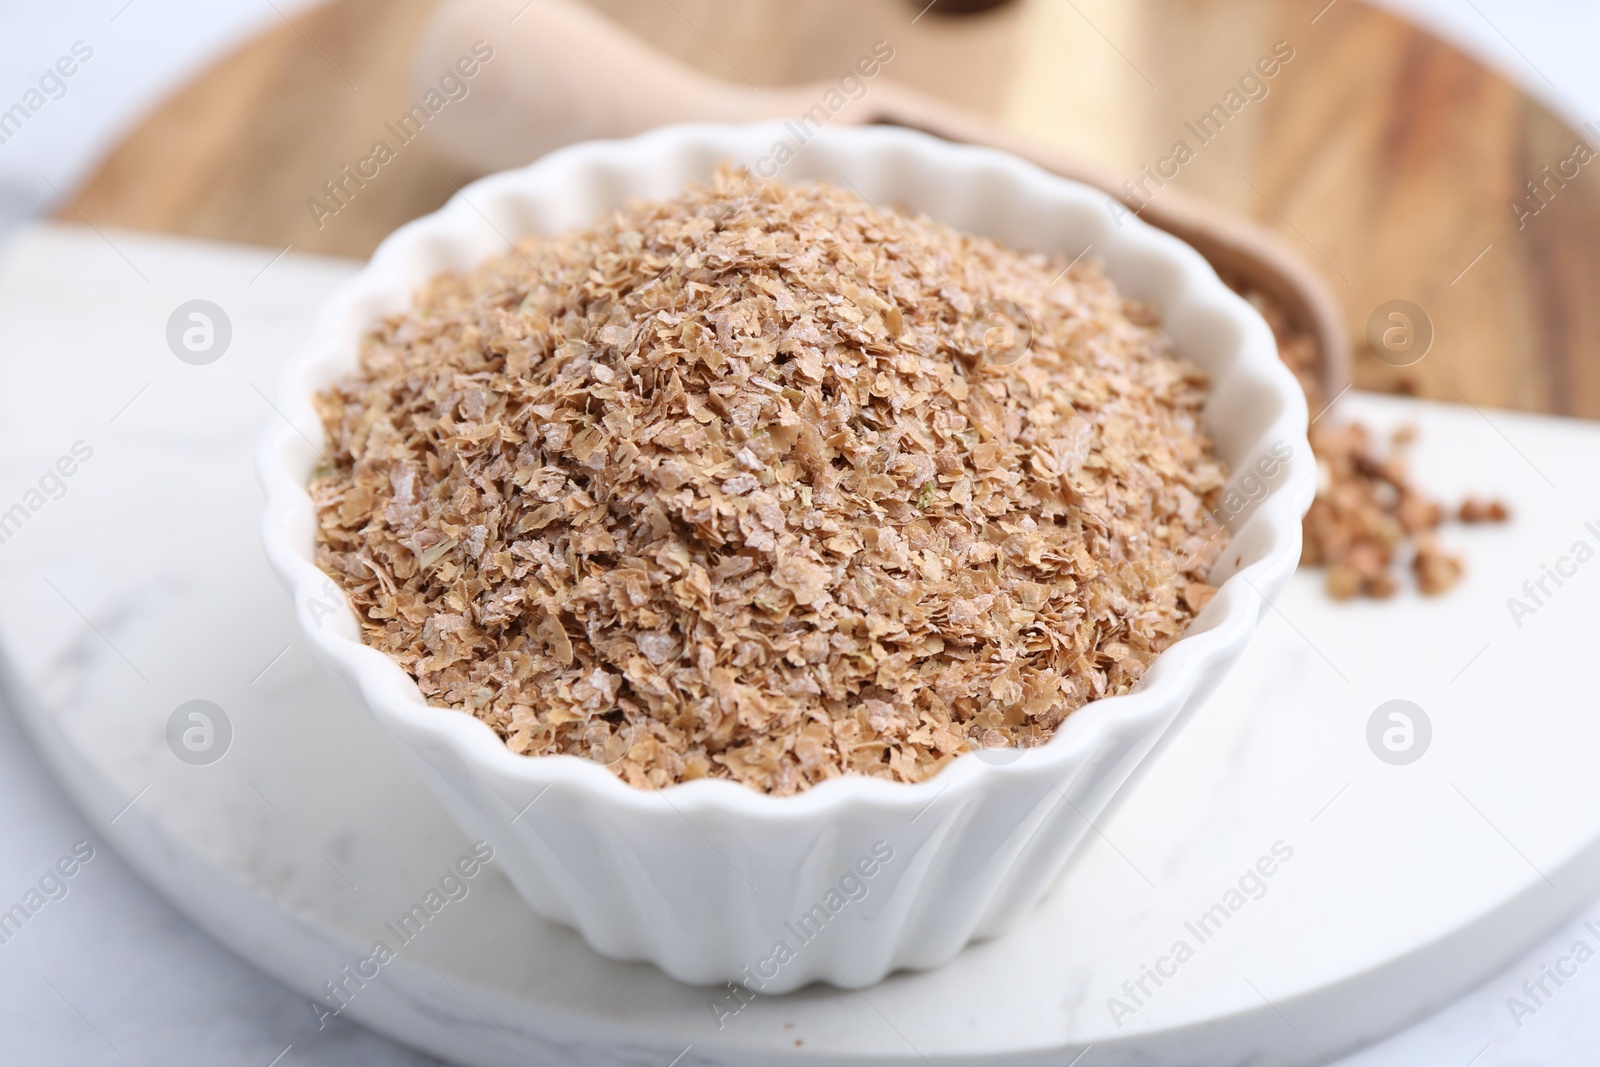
[416,0,1347,404]
[417,0,818,167]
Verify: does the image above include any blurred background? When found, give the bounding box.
[3,0,1599,1063]
[6,0,1600,413]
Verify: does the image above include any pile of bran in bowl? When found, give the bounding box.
[309,165,1231,796]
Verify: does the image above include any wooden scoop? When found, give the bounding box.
[414,0,1347,404]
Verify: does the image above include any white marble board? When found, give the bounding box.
[1,222,1597,1066]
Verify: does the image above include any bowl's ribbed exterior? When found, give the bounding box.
[260,123,1313,992]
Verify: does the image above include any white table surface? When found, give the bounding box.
[2,1,1599,1064]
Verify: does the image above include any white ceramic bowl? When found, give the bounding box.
[259,123,1314,993]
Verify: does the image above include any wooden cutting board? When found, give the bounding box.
[63,0,1600,418]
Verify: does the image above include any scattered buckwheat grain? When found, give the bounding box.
[1240,290,1510,600]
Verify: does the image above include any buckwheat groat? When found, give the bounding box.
[1239,290,1508,600]
[311,167,1229,794]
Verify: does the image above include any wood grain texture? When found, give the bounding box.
[64,0,1600,416]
